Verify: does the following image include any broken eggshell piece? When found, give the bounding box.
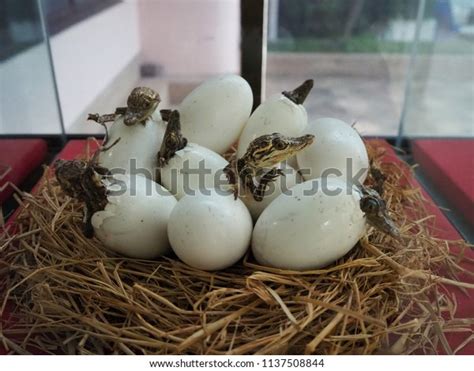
[160,142,229,200]
[237,80,313,161]
[98,116,166,182]
[158,110,230,200]
[91,173,177,259]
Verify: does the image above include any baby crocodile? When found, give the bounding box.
[88,87,160,126]
[225,133,315,201]
[54,138,119,238]
[55,158,109,238]
[359,186,399,238]
[157,110,188,167]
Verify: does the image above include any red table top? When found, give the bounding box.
[372,139,473,354]
[0,139,48,205]
[53,139,101,161]
[412,139,474,227]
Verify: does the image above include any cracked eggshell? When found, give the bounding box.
[237,94,308,158]
[168,190,253,271]
[296,118,369,183]
[241,164,299,221]
[98,115,166,181]
[91,173,177,259]
[160,143,229,200]
[179,75,253,154]
[252,177,366,270]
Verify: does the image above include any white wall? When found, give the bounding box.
[0,1,140,135]
[1,0,241,135]
[138,0,240,78]
[52,1,140,130]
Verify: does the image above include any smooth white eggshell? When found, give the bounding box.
[179,75,253,154]
[252,177,366,270]
[296,118,369,184]
[241,164,299,221]
[237,94,308,158]
[168,190,253,271]
[99,116,165,181]
[160,143,229,200]
[92,173,177,259]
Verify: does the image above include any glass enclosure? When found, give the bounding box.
[0,0,241,135]
[0,0,63,135]
[403,0,474,137]
[0,0,473,139]
[266,0,474,138]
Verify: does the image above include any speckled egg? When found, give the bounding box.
[296,118,369,184]
[252,177,366,270]
[160,143,229,200]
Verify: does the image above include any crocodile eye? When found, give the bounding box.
[274,140,286,150]
[166,136,179,148]
[145,97,156,109]
[361,197,378,213]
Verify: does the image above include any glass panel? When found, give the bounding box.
[266,0,420,137]
[43,0,121,35]
[0,0,63,135]
[57,0,241,134]
[402,0,474,137]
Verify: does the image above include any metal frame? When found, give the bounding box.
[396,0,427,148]
[240,0,267,111]
[37,0,67,145]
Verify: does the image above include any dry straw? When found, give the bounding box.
[0,140,473,355]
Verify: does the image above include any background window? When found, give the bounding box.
[266,0,474,138]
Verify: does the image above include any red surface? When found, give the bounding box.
[374,140,462,241]
[412,139,474,228]
[54,139,101,161]
[0,139,48,204]
[1,139,472,354]
[372,139,473,354]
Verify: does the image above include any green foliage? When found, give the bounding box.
[277,0,423,38]
[268,35,472,54]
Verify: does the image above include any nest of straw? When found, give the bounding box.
[0,141,473,355]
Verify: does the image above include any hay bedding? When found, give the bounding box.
[0,141,473,355]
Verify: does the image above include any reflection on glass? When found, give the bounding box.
[59,0,241,134]
[1,0,241,135]
[0,0,42,59]
[266,0,473,138]
[403,0,474,137]
[0,0,62,135]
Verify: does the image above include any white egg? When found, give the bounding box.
[296,118,369,184]
[91,173,177,259]
[252,177,366,270]
[179,75,253,154]
[241,164,299,221]
[237,94,308,158]
[160,143,229,200]
[99,115,165,181]
[168,190,253,271]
